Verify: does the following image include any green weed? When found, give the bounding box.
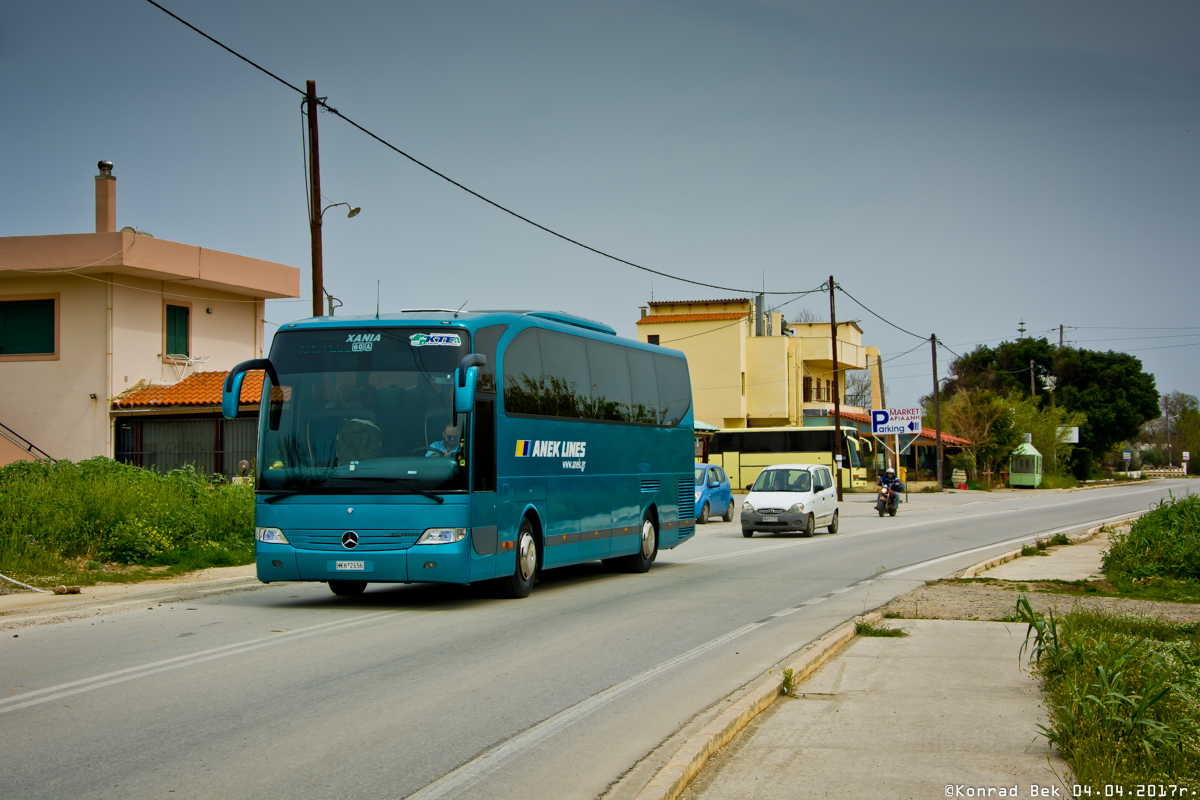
[855,621,909,637]
[0,458,254,582]
[1015,595,1200,790]
[780,667,796,696]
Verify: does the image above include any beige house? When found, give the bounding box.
[635,298,883,429]
[0,161,300,466]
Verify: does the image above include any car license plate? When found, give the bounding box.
[335,561,365,571]
[762,516,778,522]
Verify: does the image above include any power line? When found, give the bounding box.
[144,0,822,298]
[833,285,927,341]
[656,286,828,344]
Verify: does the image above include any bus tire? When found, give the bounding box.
[802,514,815,537]
[329,580,367,597]
[624,516,658,573]
[698,502,710,524]
[827,509,839,534]
[499,518,538,598]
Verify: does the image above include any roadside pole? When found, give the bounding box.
[306,79,324,319]
[931,334,943,491]
[828,276,843,501]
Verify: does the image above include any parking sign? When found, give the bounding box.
[872,408,922,436]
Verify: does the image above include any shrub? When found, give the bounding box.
[1103,494,1200,583]
[0,458,254,575]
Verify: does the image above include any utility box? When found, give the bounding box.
[1009,433,1043,488]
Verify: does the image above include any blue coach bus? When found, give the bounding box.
[222,309,695,598]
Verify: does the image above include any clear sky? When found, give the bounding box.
[4,1,1197,407]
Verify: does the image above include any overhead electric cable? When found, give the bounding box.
[144,0,820,297]
[657,286,828,344]
[833,285,927,341]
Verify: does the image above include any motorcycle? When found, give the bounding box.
[876,483,902,517]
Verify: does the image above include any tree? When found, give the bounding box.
[939,390,1017,479]
[1175,407,1200,475]
[1007,396,1086,475]
[1052,348,1160,477]
[942,338,1057,399]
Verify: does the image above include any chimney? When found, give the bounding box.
[755,293,765,337]
[95,160,116,233]
[639,306,648,319]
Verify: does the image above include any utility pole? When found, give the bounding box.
[1059,324,1064,348]
[931,334,943,491]
[1031,359,1036,397]
[306,80,324,319]
[828,276,843,501]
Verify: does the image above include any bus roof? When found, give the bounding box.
[277,309,615,335]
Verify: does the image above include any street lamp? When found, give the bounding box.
[321,201,361,220]
[315,199,361,316]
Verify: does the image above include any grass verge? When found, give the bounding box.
[0,458,254,588]
[1016,595,1200,791]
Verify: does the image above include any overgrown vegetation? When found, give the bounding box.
[0,458,254,584]
[1016,596,1200,791]
[1104,494,1200,595]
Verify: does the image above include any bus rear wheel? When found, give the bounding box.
[499,518,538,598]
[329,580,367,597]
[622,517,657,573]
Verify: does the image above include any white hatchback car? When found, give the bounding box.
[740,463,839,538]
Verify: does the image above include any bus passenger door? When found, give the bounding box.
[470,398,498,582]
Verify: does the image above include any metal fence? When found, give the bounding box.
[115,416,257,478]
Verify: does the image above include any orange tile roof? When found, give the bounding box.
[837,408,971,446]
[648,298,751,306]
[112,370,262,409]
[636,312,749,325]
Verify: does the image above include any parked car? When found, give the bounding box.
[740,463,839,538]
[695,463,734,523]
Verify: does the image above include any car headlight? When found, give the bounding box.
[742,501,754,513]
[416,527,467,545]
[789,503,805,514]
[255,527,288,544]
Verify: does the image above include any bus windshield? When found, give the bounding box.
[752,469,812,493]
[257,327,472,493]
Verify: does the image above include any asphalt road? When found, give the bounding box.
[2,480,1192,800]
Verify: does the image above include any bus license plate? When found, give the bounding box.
[762,516,778,522]
[335,561,365,571]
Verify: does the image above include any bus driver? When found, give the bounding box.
[426,423,461,458]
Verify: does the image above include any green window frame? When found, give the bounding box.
[165,305,190,358]
[0,298,56,356]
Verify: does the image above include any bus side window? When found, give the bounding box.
[502,329,543,415]
[474,325,508,394]
[539,331,589,419]
[654,355,691,427]
[628,349,659,424]
[586,340,632,421]
[473,398,496,492]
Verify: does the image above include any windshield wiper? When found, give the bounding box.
[336,477,445,504]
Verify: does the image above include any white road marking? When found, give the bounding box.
[403,621,768,800]
[0,612,392,714]
[801,597,827,605]
[830,587,853,594]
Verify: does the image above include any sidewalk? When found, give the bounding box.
[643,518,1140,800]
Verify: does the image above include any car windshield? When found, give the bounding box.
[257,327,472,493]
[695,467,706,485]
[752,469,811,493]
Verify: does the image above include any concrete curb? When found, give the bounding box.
[633,611,884,800]
[956,513,1145,579]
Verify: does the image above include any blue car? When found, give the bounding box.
[695,463,734,523]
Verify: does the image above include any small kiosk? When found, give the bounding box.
[1009,434,1043,488]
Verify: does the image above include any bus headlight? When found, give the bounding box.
[788,503,805,514]
[742,501,754,513]
[255,527,288,544]
[417,528,467,545]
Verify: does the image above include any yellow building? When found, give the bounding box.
[635,297,882,429]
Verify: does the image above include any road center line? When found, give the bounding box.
[403,621,768,800]
[0,611,392,714]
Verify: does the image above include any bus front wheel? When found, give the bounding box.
[329,580,367,597]
[500,518,538,598]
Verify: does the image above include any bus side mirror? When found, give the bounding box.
[223,358,280,428]
[454,366,479,414]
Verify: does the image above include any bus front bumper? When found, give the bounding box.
[256,541,473,585]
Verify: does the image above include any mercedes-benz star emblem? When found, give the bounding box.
[341,531,359,549]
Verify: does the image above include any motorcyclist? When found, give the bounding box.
[876,467,902,516]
